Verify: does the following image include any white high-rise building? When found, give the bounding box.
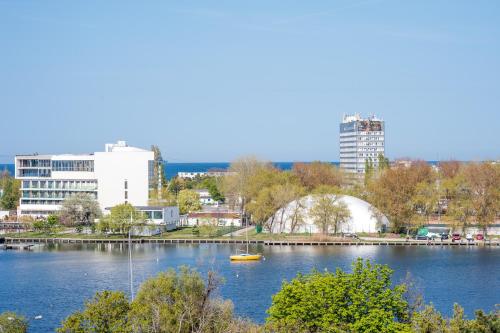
[15,141,155,216]
[340,114,385,174]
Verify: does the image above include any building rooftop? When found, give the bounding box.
[342,113,383,123]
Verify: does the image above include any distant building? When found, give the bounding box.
[178,172,207,179]
[135,206,180,231]
[340,114,385,173]
[183,211,242,227]
[15,141,155,216]
[193,189,218,205]
[177,169,233,179]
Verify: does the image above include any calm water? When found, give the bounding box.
[0,244,498,332]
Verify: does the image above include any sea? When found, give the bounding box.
[0,162,334,180]
[0,161,440,180]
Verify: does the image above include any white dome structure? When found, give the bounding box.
[266,194,388,234]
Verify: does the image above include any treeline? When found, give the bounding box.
[218,157,500,235]
[2,259,498,333]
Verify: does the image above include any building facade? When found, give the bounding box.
[15,141,155,216]
[339,114,385,173]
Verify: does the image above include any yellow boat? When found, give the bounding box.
[230,253,262,261]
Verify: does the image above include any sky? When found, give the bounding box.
[0,0,499,163]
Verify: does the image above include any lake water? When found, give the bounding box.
[0,244,498,332]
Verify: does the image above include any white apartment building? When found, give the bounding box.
[15,141,155,216]
[340,114,385,173]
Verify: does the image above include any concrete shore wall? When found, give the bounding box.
[4,237,500,247]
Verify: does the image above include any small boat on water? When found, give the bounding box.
[230,253,262,261]
[230,216,262,262]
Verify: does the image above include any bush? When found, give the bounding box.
[0,312,28,333]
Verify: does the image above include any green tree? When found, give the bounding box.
[365,158,374,186]
[0,174,21,210]
[57,291,131,333]
[177,189,202,215]
[150,145,168,198]
[129,267,252,333]
[308,195,342,235]
[97,203,144,235]
[32,215,59,233]
[411,304,447,333]
[378,153,390,170]
[59,193,101,230]
[411,181,439,226]
[221,156,270,212]
[0,312,28,333]
[266,258,410,332]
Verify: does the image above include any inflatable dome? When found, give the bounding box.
[266,194,388,234]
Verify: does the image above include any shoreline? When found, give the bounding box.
[3,236,500,247]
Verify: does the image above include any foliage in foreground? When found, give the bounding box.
[4,259,499,333]
[57,267,259,333]
[266,258,410,332]
[0,312,28,333]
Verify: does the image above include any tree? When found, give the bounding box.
[411,181,439,226]
[150,145,168,197]
[331,200,351,235]
[177,189,202,215]
[308,195,337,235]
[129,267,253,333]
[411,304,447,333]
[378,153,390,170]
[221,156,270,212]
[57,291,131,333]
[59,193,101,230]
[438,161,461,179]
[0,312,28,333]
[148,188,177,207]
[368,162,435,233]
[33,215,59,233]
[365,158,374,186]
[0,174,21,210]
[462,163,500,236]
[97,203,144,235]
[266,258,410,332]
[292,162,344,191]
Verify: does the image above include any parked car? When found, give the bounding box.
[466,234,474,242]
[426,232,440,240]
[440,233,449,240]
[415,235,432,240]
[451,233,461,242]
[344,233,359,239]
[476,234,484,241]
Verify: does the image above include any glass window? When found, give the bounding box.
[153,211,163,219]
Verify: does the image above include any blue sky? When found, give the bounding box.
[0,0,499,163]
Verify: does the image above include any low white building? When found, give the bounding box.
[266,194,388,234]
[194,189,218,205]
[183,211,242,227]
[135,206,180,231]
[15,141,155,216]
[178,172,207,179]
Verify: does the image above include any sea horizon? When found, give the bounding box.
[1,160,446,180]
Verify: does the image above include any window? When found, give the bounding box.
[52,160,94,172]
[124,180,128,190]
[124,191,128,200]
[153,211,163,219]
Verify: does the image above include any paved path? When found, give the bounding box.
[222,226,254,237]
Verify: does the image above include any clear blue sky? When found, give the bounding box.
[1,0,499,163]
